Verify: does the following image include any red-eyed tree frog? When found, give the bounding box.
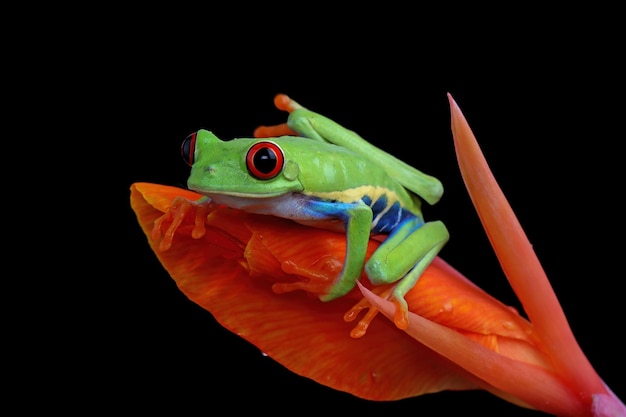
[180,95,449,330]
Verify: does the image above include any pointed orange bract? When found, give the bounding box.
[447,94,617,410]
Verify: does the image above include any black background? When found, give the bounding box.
[44,13,624,416]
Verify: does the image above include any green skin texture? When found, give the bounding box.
[186,106,449,312]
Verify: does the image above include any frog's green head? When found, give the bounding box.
[182,129,303,197]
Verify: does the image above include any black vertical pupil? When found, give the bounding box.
[254,148,277,173]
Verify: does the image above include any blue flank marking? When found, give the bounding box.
[362,195,388,215]
[363,194,422,234]
[373,201,421,234]
[297,192,422,235]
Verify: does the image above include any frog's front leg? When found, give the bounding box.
[151,196,214,251]
[285,198,373,301]
[347,219,449,336]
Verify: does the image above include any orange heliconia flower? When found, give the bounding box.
[130,94,625,417]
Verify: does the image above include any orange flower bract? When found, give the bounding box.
[130,93,625,416]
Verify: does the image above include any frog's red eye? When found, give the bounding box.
[181,132,197,166]
[246,141,284,180]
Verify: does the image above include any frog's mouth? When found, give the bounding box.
[197,189,288,199]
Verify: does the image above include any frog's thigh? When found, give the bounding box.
[365,220,449,285]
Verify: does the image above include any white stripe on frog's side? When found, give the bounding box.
[371,198,394,230]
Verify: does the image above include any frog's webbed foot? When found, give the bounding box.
[343,285,410,338]
[254,94,303,138]
[151,196,213,252]
[270,256,343,297]
[270,93,304,113]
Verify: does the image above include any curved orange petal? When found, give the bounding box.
[130,182,478,400]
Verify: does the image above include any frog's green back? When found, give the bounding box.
[287,109,443,205]
[276,136,423,213]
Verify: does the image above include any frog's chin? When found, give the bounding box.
[194,191,325,223]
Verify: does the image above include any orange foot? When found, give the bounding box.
[151,196,214,251]
[344,285,410,338]
[254,94,303,138]
[270,257,340,298]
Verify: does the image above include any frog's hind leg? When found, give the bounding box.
[345,219,449,337]
[371,220,448,328]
